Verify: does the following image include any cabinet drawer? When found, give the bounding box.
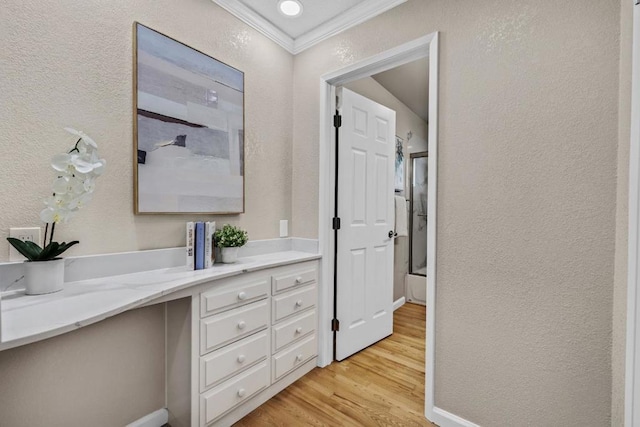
[200,277,268,317]
[272,285,316,323]
[200,360,269,426]
[200,301,268,355]
[272,310,316,354]
[272,334,317,382]
[271,264,318,294]
[200,331,268,392]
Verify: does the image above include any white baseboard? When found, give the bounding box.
[393,296,406,311]
[429,406,480,427]
[127,408,168,427]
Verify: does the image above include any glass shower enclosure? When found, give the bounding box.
[409,152,428,276]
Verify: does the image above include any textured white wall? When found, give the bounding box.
[0,0,293,262]
[292,0,620,424]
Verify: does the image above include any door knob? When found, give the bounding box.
[237,388,246,398]
[237,354,246,363]
[295,327,303,334]
[295,300,303,307]
[237,291,247,300]
[237,320,246,330]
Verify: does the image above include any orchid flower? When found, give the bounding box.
[47,128,105,220]
[40,205,76,224]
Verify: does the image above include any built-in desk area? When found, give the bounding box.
[0,243,321,426]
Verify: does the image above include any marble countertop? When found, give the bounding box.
[0,251,320,351]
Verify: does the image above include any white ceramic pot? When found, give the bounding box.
[23,258,65,295]
[220,247,239,264]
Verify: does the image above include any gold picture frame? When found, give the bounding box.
[133,22,245,214]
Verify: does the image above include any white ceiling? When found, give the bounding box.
[241,0,365,39]
[372,57,429,122]
[211,0,407,54]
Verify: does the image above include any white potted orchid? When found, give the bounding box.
[7,128,106,295]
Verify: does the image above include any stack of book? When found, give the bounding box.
[186,221,216,270]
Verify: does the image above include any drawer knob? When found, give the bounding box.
[295,276,303,284]
[237,354,246,363]
[295,327,303,334]
[237,388,246,398]
[295,300,303,307]
[237,291,247,301]
[237,321,246,330]
[296,354,303,362]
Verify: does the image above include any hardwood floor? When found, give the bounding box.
[235,303,435,426]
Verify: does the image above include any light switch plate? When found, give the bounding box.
[9,227,42,261]
[279,220,288,238]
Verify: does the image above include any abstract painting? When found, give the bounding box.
[395,136,404,193]
[134,23,244,214]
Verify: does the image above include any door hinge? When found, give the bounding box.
[332,217,341,230]
[334,113,342,128]
[331,318,340,332]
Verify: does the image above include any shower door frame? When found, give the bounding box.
[409,151,428,277]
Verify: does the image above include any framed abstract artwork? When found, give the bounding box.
[395,136,404,193]
[133,23,245,214]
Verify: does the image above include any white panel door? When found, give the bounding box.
[335,88,396,361]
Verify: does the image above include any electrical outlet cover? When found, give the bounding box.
[9,227,42,261]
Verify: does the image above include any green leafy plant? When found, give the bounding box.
[214,224,248,248]
[7,238,79,261]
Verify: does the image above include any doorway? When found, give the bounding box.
[317,32,439,423]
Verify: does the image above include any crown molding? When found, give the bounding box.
[211,0,407,55]
[292,0,407,54]
[211,0,295,52]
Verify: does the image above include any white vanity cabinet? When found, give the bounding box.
[191,260,319,427]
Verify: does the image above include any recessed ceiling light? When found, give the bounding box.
[278,0,303,17]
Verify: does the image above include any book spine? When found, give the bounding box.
[186,222,195,270]
[204,222,212,269]
[195,222,205,270]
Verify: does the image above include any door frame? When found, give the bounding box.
[626,2,640,426]
[317,32,441,423]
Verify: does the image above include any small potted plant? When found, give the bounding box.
[214,224,248,264]
[7,128,106,295]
